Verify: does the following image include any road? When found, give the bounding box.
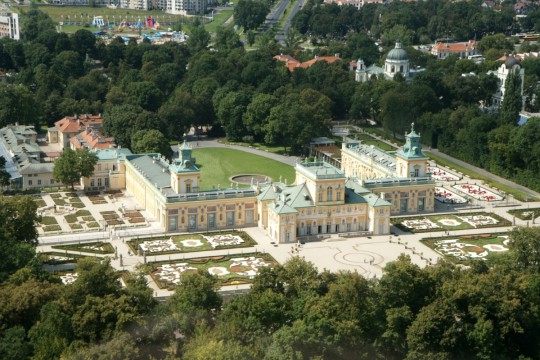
[261,0,290,33]
[275,0,303,43]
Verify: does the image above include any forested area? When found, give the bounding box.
[1,195,540,360]
[2,3,540,188]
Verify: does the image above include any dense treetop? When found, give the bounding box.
[2,5,540,193]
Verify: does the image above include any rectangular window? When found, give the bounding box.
[186,183,191,193]
[226,211,235,226]
[28,180,32,186]
[37,179,41,185]
[97,178,102,187]
[168,216,178,232]
[208,213,216,229]
[105,178,109,187]
[50,179,54,184]
[97,164,101,171]
[418,198,425,211]
[90,179,95,187]
[188,214,197,230]
[245,210,254,224]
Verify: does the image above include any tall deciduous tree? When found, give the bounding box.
[0,196,40,281]
[131,129,172,159]
[234,0,270,31]
[53,148,98,190]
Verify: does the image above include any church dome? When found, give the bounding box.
[386,41,409,61]
[504,56,520,69]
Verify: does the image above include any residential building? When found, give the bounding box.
[0,6,19,40]
[274,54,342,72]
[431,40,479,59]
[0,125,55,190]
[70,127,116,150]
[489,56,525,108]
[47,114,107,148]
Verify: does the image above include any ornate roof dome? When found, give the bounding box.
[504,56,520,69]
[386,41,409,61]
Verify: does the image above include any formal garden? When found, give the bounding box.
[38,251,89,265]
[393,212,512,233]
[52,241,115,255]
[148,253,277,289]
[428,166,460,181]
[508,207,540,221]
[421,233,510,263]
[127,230,257,254]
[452,184,503,201]
[435,187,467,204]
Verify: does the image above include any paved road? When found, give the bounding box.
[276,0,303,43]
[261,0,290,33]
[173,138,301,167]
[427,148,540,200]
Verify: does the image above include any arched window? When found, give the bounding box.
[318,192,323,202]
[391,65,395,73]
[400,65,403,72]
[327,187,333,201]
[337,191,342,201]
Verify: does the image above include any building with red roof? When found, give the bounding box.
[47,114,114,149]
[273,54,342,72]
[431,40,478,60]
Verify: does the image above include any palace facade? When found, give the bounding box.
[83,125,434,243]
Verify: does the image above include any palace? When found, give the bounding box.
[82,123,434,243]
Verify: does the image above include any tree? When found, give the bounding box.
[509,226,540,272]
[234,0,269,31]
[103,104,144,148]
[53,148,99,190]
[0,196,40,281]
[0,156,10,189]
[131,129,172,159]
[0,84,38,128]
[499,71,523,125]
[187,21,210,54]
[214,28,243,52]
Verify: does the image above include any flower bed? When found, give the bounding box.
[392,212,511,233]
[421,233,510,263]
[149,252,276,289]
[52,241,115,254]
[38,251,88,265]
[129,230,257,254]
[43,225,62,232]
[508,208,540,221]
[40,216,58,225]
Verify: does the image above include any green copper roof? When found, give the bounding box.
[363,193,392,207]
[295,161,345,180]
[396,122,428,160]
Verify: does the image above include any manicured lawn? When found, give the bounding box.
[192,148,295,190]
[508,208,540,221]
[425,151,537,202]
[392,212,512,233]
[421,233,510,264]
[52,241,115,254]
[128,230,257,254]
[219,139,288,155]
[204,9,233,33]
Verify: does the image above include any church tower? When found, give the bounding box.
[395,123,429,178]
[384,40,410,79]
[169,141,200,194]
